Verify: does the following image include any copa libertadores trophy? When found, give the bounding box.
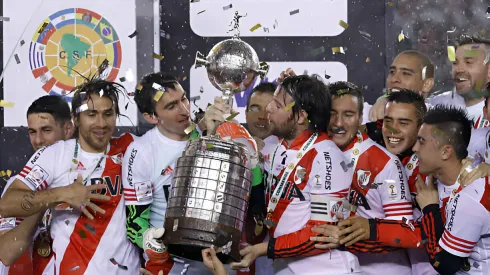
[163,38,269,263]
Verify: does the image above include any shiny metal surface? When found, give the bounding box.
[164,136,253,263]
[194,38,269,94]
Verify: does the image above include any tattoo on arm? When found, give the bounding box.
[20,192,35,212]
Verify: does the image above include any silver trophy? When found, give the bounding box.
[194,38,269,114]
[164,137,252,263]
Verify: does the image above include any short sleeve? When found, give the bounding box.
[376,158,413,220]
[439,193,487,257]
[15,142,62,191]
[0,177,23,232]
[122,142,153,205]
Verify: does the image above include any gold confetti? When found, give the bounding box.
[183,76,187,81]
[153,91,164,102]
[482,29,487,37]
[136,84,143,91]
[385,124,400,134]
[250,23,262,32]
[0,171,5,177]
[152,52,164,60]
[398,30,405,42]
[338,20,349,29]
[476,79,484,91]
[447,46,456,62]
[0,100,14,108]
[284,102,295,111]
[433,261,440,268]
[6,170,11,177]
[387,2,393,6]
[366,57,371,63]
[205,143,214,149]
[464,49,479,58]
[226,112,240,121]
[332,47,345,54]
[184,123,196,135]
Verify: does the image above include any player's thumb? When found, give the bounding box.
[153,228,165,239]
[76,174,83,184]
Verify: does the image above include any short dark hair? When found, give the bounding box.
[398,50,435,79]
[456,34,490,64]
[27,95,71,124]
[328,81,364,114]
[281,75,331,133]
[71,79,124,118]
[246,82,276,111]
[387,89,427,124]
[423,105,472,160]
[135,72,179,115]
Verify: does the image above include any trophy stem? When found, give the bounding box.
[221,89,234,115]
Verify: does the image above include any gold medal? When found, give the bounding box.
[34,231,51,258]
[296,152,303,158]
[254,219,264,236]
[288,163,295,169]
[353,149,360,156]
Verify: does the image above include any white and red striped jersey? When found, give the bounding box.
[428,91,489,129]
[343,133,412,274]
[14,134,140,275]
[439,177,490,274]
[262,130,361,275]
[468,127,490,162]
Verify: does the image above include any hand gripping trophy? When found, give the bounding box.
[163,38,269,263]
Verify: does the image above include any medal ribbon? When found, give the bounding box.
[70,139,107,186]
[265,132,318,227]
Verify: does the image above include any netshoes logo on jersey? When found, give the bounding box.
[446,194,459,232]
[29,8,122,100]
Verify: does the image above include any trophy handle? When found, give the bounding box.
[257,62,270,80]
[194,51,210,69]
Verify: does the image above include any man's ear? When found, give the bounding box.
[143,112,159,124]
[64,121,75,139]
[440,144,454,161]
[297,110,309,125]
[421,77,434,96]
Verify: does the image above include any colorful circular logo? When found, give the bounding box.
[29,8,122,100]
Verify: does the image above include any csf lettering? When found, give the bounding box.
[126,148,137,187]
[323,152,332,190]
[90,175,123,196]
[395,160,407,200]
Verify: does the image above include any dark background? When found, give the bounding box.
[1,0,489,186]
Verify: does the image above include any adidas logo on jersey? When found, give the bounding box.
[76,162,86,171]
[161,166,174,176]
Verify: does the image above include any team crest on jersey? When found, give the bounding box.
[356,169,371,188]
[161,165,174,176]
[25,165,49,189]
[330,201,344,218]
[294,166,306,184]
[135,181,153,202]
[0,217,16,230]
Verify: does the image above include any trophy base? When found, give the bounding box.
[164,217,242,263]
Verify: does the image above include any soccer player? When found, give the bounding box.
[230,75,360,274]
[325,81,413,274]
[414,105,490,274]
[0,79,140,274]
[468,92,490,160]
[0,95,74,275]
[245,82,276,141]
[367,50,435,122]
[428,34,490,128]
[122,72,260,274]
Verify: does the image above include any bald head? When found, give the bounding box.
[398,50,435,79]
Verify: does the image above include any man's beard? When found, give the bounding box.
[271,117,297,140]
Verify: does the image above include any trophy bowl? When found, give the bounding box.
[163,137,253,263]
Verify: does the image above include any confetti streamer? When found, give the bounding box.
[366,57,371,63]
[0,100,14,108]
[290,9,299,15]
[125,103,129,110]
[263,27,269,32]
[226,112,240,121]
[0,16,10,22]
[153,91,164,102]
[197,10,206,15]
[152,52,164,60]
[20,40,25,46]
[422,66,427,80]
[250,23,262,32]
[200,86,204,93]
[310,46,325,56]
[128,30,138,38]
[332,47,345,54]
[119,77,126,82]
[398,30,405,42]
[184,123,196,135]
[14,54,20,64]
[78,230,87,239]
[182,76,187,81]
[205,143,214,149]
[64,220,70,226]
[476,79,484,91]
[387,2,393,6]
[6,170,11,177]
[223,4,233,10]
[324,72,331,79]
[338,20,348,29]
[190,0,200,2]
[189,96,201,102]
[284,102,295,111]
[84,223,96,234]
[70,266,80,271]
[447,46,456,62]
[385,124,400,134]
[136,84,143,91]
[464,49,479,58]
[273,19,278,29]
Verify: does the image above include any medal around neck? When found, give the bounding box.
[194,38,269,113]
[163,136,253,263]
